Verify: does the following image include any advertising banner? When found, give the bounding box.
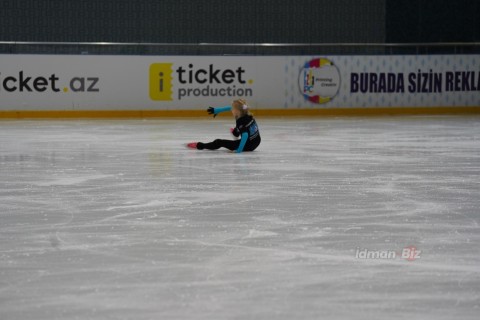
[0,54,479,111]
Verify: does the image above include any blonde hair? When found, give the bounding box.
[232,99,251,117]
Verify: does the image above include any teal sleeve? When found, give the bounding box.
[236,132,248,153]
[214,106,231,115]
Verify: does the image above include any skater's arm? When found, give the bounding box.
[230,127,240,137]
[207,106,231,117]
[236,132,248,153]
[214,106,231,114]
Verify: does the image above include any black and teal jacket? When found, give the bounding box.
[213,106,261,153]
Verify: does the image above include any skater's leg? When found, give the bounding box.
[198,139,240,151]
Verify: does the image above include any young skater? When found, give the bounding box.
[187,99,261,153]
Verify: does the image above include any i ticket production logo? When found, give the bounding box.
[149,63,254,101]
[299,58,341,104]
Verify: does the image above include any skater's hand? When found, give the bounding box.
[207,107,217,118]
[230,127,240,137]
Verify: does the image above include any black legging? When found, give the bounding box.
[197,138,260,152]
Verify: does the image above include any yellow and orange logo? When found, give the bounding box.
[149,63,173,101]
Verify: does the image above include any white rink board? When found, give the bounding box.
[0,54,479,110]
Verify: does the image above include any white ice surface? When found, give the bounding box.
[1,116,479,320]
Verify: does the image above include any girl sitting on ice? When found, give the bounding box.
[187,99,261,153]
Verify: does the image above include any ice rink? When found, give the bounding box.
[1,116,479,320]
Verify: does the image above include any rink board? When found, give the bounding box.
[0,54,479,117]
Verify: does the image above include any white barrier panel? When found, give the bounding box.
[0,54,479,110]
